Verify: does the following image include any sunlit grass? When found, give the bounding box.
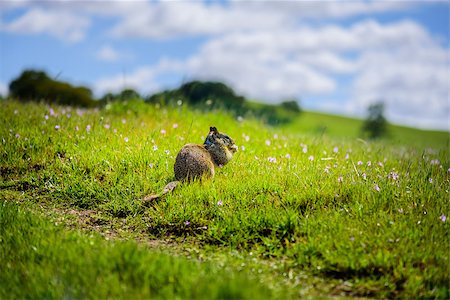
[1,99,449,298]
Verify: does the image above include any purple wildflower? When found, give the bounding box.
[217,200,223,206]
[285,153,291,159]
[430,159,440,165]
[184,221,190,226]
[265,139,271,146]
[268,157,277,163]
[86,125,91,132]
[338,176,343,183]
[124,137,129,143]
[55,125,60,130]
[374,184,380,192]
[164,149,170,155]
[308,155,314,161]
[357,161,363,166]
[15,133,20,139]
[104,124,110,129]
[362,173,367,180]
[388,172,399,180]
[367,161,372,167]
[333,146,339,153]
[153,145,158,151]
[440,214,446,222]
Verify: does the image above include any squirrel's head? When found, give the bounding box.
[204,126,238,164]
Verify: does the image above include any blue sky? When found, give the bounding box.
[0,0,448,130]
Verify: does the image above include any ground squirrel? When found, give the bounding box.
[143,126,237,202]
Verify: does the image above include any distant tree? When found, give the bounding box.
[280,99,301,113]
[179,81,245,110]
[362,102,388,139]
[119,88,141,101]
[9,69,95,107]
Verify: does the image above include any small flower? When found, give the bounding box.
[374,184,380,192]
[44,115,49,120]
[338,176,343,183]
[367,161,372,167]
[14,109,18,114]
[302,146,308,153]
[440,214,446,222]
[164,149,170,155]
[177,100,183,106]
[15,133,20,139]
[398,208,404,213]
[378,162,384,167]
[122,119,126,124]
[173,123,178,129]
[241,145,245,151]
[86,125,91,132]
[388,172,399,180]
[428,178,433,183]
[333,146,339,153]
[184,221,190,226]
[308,155,314,161]
[265,139,271,146]
[285,153,291,159]
[55,125,60,130]
[104,124,110,129]
[430,159,440,165]
[153,145,158,151]
[75,126,79,131]
[362,173,367,180]
[357,161,363,166]
[273,134,278,139]
[49,108,56,116]
[124,137,129,142]
[244,135,250,142]
[254,156,259,160]
[160,129,166,135]
[218,164,223,168]
[345,153,349,160]
[447,168,450,173]
[268,157,277,163]
[217,200,223,206]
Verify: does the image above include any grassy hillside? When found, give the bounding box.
[283,110,449,149]
[1,99,449,299]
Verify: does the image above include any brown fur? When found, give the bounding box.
[174,144,215,181]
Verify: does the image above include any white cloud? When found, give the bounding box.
[105,1,413,39]
[95,45,132,62]
[0,81,8,96]
[94,67,158,96]
[3,8,90,42]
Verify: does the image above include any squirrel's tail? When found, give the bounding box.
[142,181,180,204]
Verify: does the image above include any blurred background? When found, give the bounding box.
[1,0,448,131]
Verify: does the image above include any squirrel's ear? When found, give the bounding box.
[209,127,219,134]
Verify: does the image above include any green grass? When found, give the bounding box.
[1,99,449,298]
[283,110,449,149]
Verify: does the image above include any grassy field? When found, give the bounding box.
[1,99,449,299]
